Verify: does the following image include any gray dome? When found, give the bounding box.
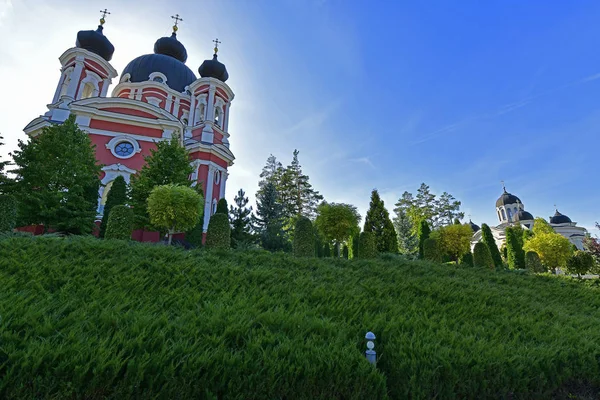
[496,188,521,207]
[469,220,480,232]
[513,209,534,221]
[550,210,572,224]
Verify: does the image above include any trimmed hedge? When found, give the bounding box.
[0,194,17,232]
[461,251,474,267]
[526,251,546,273]
[473,242,494,269]
[216,198,228,214]
[481,223,503,269]
[206,213,230,249]
[422,238,441,262]
[2,236,600,398]
[104,205,134,240]
[293,216,315,257]
[358,231,377,259]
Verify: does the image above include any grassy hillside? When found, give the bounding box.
[1,235,600,399]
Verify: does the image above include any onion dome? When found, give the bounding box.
[469,220,480,233]
[513,209,534,222]
[496,187,521,207]
[76,24,115,61]
[121,31,196,93]
[549,210,572,224]
[199,40,229,82]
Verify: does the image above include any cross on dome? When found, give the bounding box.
[99,8,110,25]
[213,38,221,54]
[171,14,183,32]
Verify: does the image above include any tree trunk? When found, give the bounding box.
[168,228,174,246]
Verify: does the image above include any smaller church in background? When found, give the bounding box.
[23,12,235,235]
[470,185,587,251]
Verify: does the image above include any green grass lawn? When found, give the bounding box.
[1,235,599,399]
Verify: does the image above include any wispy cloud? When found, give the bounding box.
[579,72,600,83]
[350,156,375,169]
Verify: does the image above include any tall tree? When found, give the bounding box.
[11,115,101,234]
[481,223,503,269]
[99,176,128,238]
[393,209,418,256]
[0,135,12,194]
[364,189,398,253]
[314,202,361,249]
[279,150,323,220]
[253,182,288,252]
[229,188,253,248]
[129,136,193,229]
[418,219,431,259]
[505,226,526,269]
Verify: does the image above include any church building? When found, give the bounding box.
[470,186,587,251]
[23,13,235,233]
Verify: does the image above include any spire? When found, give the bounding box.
[99,8,110,26]
[171,14,183,33]
[213,38,221,55]
[501,180,507,193]
[75,9,115,61]
[153,15,188,63]
[199,38,229,82]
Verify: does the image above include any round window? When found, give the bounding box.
[152,76,164,83]
[115,141,134,157]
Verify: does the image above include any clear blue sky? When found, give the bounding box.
[1,0,598,234]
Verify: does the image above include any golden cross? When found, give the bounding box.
[99,9,110,25]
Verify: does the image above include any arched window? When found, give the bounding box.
[501,209,506,221]
[152,76,164,83]
[198,104,205,123]
[514,207,518,214]
[81,82,95,99]
[212,199,218,215]
[98,180,115,215]
[507,208,513,221]
[214,107,221,127]
[59,73,71,99]
[497,210,501,221]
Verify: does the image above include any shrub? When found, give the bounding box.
[473,242,494,269]
[323,243,331,257]
[104,205,134,240]
[418,220,431,259]
[565,251,595,277]
[99,175,128,238]
[206,213,230,250]
[506,226,525,269]
[0,194,17,232]
[481,223,503,269]
[525,251,546,273]
[461,251,474,267]
[358,231,377,259]
[216,198,228,214]
[422,238,441,262]
[343,245,349,259]
[148,185,202,245]
[293,216,314,257]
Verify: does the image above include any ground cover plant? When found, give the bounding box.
[1,236,600,399]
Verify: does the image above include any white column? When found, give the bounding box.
[165,94,173,113]
[52,73,66,103]
[64,61,84,100]
[224,102,231,132]
[219,171,228,198]
[206,85,216,122]
[100,78,111,97]
[189,94,196,123]
[173,97,180,118]
[203,164,216,231]
[128,88,135,99]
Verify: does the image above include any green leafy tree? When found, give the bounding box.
[0,195,17,232]
[523,222,573,273]
[525,251,546,273]
[0,135,13,194]
[565,251,594,278]
[505,226,526,269]
[358,231,377,259]
[364,189,397,253]
[435,224,473,264]
[473,242,494,269]
[216,198,228,214]
[583,224,600,272]
[206,213,231,250]
[422,238,441,262]
[11,115,101,234]
[533,217,554,235]
[418,220,431,259]
[229,188,253,248]
[99,176,128,238]
[481,224,503,269]
[130,136,193,229]
[253,182,288,252]
[314,202,361,251]
[293,216,315,257]
[147,184,202,245]
[184,185,205,247]
[104,205,134,240]
[393,209,418,256]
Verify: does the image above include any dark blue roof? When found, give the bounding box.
[513,209,534,221]
[76,25,114,61]
[199,54,229,82]
[550,210,572,224]
[122,53,196,92]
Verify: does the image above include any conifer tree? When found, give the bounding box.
[0,135,12,194]
[481,223,503,269]
[253,182,288,252]
[229,188,253,248]
[364,189,398,253]
[129,136,193,229]
[11,115,101,234]
[418,219,431,259]
[216,198,228,214]
[278,149,323,220]
[506,226,526,269]
[256,154,283,199]
[99,176,128,238]
[393,209,418,256]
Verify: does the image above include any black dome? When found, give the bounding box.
[496,189,521,207]
[550,210,572,224]
[198,54,229,82]
[154,33,187,63]
[469,220,480,232]
[513,209,534,221]
[122,54,196,92]
[76,25,114,61]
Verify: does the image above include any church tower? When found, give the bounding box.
[24,12,235,237]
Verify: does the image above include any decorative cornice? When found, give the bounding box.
[58,47,118,78]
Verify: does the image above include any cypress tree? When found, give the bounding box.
[358,231,377,259]
[461,251,474,267]
[364,189,397,253]
[343,245,349,259]
[473,242,494,269]
[99,176,128,238]
[206,213,231,250]
[105,205,134,240]
[352,234,359,259]
[293,216,315,257]
[418,220,431,259]
[323,243,331,257]
[481,223,503,269]
[422,238,441,262]
[216,198,228,214]
[506,226,525,269]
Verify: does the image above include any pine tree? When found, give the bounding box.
[364,189,398,253]
[279,149,323,220]
[129,136,193,229]
[418,219,431,259]
[393,209,418,256]
[229,188,253,248]
[253,182,288,252]
[11,115,101,234]
[256,154,283,199]
[99,176,128,238]
[481,223,503,269]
